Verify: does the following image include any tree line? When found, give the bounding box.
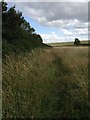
[2,2,46,56]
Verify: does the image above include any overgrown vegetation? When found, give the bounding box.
[3,47,89,118]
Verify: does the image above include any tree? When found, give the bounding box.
[2,2,44,55]
[74,38,80,46]
[2,2,35,40]
[2,2,7,12]
[21,21,35,34]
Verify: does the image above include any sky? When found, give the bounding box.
[6,0,89,43]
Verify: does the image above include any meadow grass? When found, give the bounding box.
[52,47,89,118]
[2,47,89,118]
[48,41,74,47]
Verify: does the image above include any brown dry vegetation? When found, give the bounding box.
[2,47,89,118]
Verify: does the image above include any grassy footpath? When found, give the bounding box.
[52,47,89,118]
[2,47,89,118]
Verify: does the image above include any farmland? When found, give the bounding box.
[48,40,90,47]
[2,44,89,118]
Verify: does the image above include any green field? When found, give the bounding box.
[2,46,89,118]
[48,40,89,47]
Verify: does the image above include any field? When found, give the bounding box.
[48,40,89,47]
[2,46,89,118]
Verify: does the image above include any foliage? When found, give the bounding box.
[74,38,80,46]
[2,2,44,56]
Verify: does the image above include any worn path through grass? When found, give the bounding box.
[50,47,89,118]
[2,47,89,118]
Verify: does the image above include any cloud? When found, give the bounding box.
[40,32,65,43]
[45,19,88,29]
[62,29,73,35]
[62,28,88,36]
[73,28,88,35]
[7,2,88,43]
[15,2,88,22]
[40,31,88,43]
[37,17,47,24]
[14,2,88,27]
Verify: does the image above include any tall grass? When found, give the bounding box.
[52,47,89,118]
[2,47,89,118]
[3,48,57,118]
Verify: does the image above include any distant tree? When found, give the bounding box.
[74,38,80,46]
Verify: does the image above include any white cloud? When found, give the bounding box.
[40,32,88,43]
[40,31,88,43]
[6,2,88,43]
[24,7,43,20]
[73,28,88,35]
[62,27,88,36]
[14,2,88,22]
[46,20,64,27]
[44,19,88,29]
[37,17,47,24]
[14,2,88,32]
[62,29,73,35]
[40,32,64,43]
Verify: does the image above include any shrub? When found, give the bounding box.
[74,38,80,46]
